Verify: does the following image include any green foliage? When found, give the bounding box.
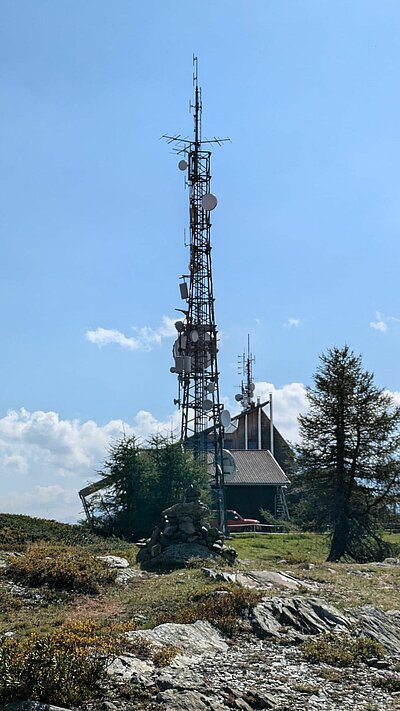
[0,513,101,549]
[301,631,385,666]
[0,620,116,705]
[296,345,400,562]
[92,435,209,540]
[155,586,262,638]
[3,542,117,594]
[373,674,400,691]
[260,508,297,532]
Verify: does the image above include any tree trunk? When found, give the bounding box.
[327,511,348,561]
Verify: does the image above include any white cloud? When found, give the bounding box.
[0,406,183,522]
[226,382,308,444]
[370,311,400,333]
[370,320,387,332]
[284,317,300,328]
[253,382,308,443]
[86,328,140,349]
[86,316,176,352]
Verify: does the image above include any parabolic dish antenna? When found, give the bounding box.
[190,330,199,343]
[178,159,188,171]
[203,399,213,412]
[235,393,243,402]
[220,409,231,428]
[207,381,216,393]
[202,193,218,211]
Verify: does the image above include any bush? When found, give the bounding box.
[260,509,297,532]
[3,542,117,594]
[0,620,116,705]
[373,675,400,691]
[155,586,262,638]
[301,632,385,667]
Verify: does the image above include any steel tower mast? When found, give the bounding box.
[165,58,229,531]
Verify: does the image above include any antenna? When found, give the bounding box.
[164,58,228,533]
[236,334,256,411]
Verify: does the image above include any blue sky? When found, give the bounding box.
[1,1,400,520]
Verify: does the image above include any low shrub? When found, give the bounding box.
[260,509,297,532]
[155,586,262,638]
[3,542,117,594]
[301,632,385,667]
[372,674,400,691]
[0,620,116,705]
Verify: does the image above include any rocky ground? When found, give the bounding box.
[1,548,400,711]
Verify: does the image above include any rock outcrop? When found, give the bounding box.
[252,596,350,643]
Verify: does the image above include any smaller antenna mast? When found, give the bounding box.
[235,335,256,411]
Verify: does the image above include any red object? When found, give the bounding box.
[210,509,261,532]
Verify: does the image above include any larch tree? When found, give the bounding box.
[297,345,400,562]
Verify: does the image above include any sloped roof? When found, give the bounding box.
[224,450,290,486]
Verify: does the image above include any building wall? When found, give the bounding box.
[223,407,292,473]
[225,485,277,520]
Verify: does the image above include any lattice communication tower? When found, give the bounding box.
[165,59,230,531]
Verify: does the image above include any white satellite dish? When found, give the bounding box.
[224,421,238,434]
[201,193,218,211]
[207,381,216,393]
[203,399,213,412]
[220,409,231,428]
[178,159,188,171]
[190,330,199,343]
[174,321,185,332]
[235,393,243,402]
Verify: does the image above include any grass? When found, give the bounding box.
[230,532,400,610]
[1,515,399,641]
[2,514,399,708]
[232,531,330,564]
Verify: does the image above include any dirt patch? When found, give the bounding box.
[65,594,125,622]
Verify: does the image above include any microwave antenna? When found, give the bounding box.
[164,57,230,532]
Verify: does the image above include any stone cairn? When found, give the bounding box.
[136,484,236,569]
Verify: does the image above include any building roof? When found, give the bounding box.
[223,449,290,486]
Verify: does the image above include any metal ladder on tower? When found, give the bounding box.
[275,486,290,520]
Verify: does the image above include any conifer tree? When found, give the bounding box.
[297,345,400,561]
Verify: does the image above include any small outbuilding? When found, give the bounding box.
[222,401,292,520]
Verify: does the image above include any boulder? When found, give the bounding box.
[106,654,154,684]
[156,689,210,710]
[350,606,400,654]
[253,597,350,641]
[127,620,228,656]
[202,568,318,591]
[96,555,130,568]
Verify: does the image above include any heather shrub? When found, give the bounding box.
[4,542,116,593]
[155,586,262,638]
[301,632,385,666]
[0,620,116,705]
